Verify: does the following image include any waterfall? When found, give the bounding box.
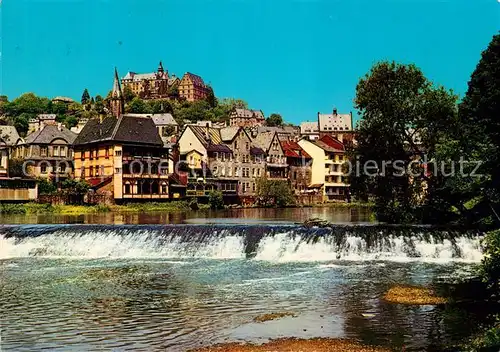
[0,224,484,263]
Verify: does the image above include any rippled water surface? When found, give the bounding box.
[0,222,486,351]
[1,256,483,351]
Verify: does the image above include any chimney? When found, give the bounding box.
[57,122,62,131]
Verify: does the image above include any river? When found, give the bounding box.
[0,207,487,351]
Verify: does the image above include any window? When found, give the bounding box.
[89,166,94,177]
[124,183,131,194]
[41,147,48,157]
[41,164,47,174]
[61,163,67,173]
[81,167,85,178]
[258,168,261,177]
[115,150,122,156]
[246,142,249,150]
[115,168,121,174]
[105,147,110,158]
[95,166,99,176]
[213,166,218,175]
[161,183,167,194]
[53,146,59,157]
[95,149,99,159]
[235,141,238,149]
[80,151,85,160]
[60,147,66,157]
[252,183,256,192]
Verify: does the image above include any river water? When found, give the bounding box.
[0,208,487,351]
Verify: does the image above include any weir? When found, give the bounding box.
[0,224,484,262]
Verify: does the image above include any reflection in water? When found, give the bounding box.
[0,206,373,225]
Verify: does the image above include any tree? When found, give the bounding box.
[205,86,217,108]
[37,178,57,195]
[149,99,173,114]
[208,190,224,209]
[266,113,283,126]
[126,97,150,114]
[8,158,25,178]
[458,34,500,296]
[349,61,458,223]
[52,102,68,115]
[122,85,136,103]
[94,95,105,114]
[81,88,91,105]
[255,177,295,207]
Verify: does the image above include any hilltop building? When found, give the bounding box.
[122,62,170,99]
[178,72,209,102]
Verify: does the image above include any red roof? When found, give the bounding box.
[184,72,205,87]
[281,141,311,159]
[318,134,345,151]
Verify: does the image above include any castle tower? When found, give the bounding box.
[110,67,124,118]
[157,61,164,74]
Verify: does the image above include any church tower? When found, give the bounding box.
[110,67,124,118]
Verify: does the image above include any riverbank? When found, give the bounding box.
[0,201,372,216]
[0,201,197,215]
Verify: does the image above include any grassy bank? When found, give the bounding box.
[0,201,195,215]
[313,202,373,209]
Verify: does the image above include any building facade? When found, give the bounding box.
[281,141,312,194]
[178,72,209,102]
[298,135,349,202]
[73,114,173,201]
[177,125,266,198]
[15,124,77,180]
[318,108,353,133]
[229,108,265,127]
[121,62,169,99]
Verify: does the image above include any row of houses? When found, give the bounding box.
[0,70,353,204]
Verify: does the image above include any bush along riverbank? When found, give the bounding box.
[0,201,200,215]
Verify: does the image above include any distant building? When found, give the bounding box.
[15,123,77,179]
[28,114,57,135]
[122,113,179,136]
[300,121,320,140]
[70,118,89,134]
[52,96,75,104]
[298,135,349,202]
[178,72,209,102]
[122,62,169,99]
[229,108,265,127]
[318,108,353,133]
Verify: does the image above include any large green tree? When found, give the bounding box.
[458,34,500,295]
[350,61,458,223]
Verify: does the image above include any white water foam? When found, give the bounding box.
[0,229,484,263]
[252,232,483,263]
[0,231,245,260]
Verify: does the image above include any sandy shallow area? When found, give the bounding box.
[189,338,390,352]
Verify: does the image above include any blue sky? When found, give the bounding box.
[1,0,499,124]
